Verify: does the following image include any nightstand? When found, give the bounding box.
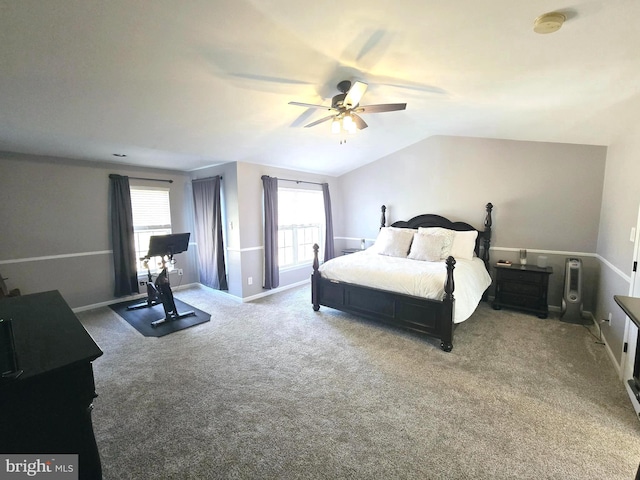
[341,248,362,255]
[492,264,553,318]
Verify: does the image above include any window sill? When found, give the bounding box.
[279,262,314,273]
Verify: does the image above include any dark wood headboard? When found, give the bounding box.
[381,203,493,269]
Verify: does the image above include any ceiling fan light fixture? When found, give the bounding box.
[343,115,355,134]
[533,12,566,34]
[291,79,406,137]
[331,118,341,134]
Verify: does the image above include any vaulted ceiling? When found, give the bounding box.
[1,1,639,176]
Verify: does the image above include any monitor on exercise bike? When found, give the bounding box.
[146,232,190,258]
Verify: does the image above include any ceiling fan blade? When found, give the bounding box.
[343,81,368,109]
[289,101,336,111]
[304,115,336,128]
[372,75,448,95]
[232,73,312,85]
[356,103,407,114]
[351,113,368,130]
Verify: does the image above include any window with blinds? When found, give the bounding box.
[130,187,172,273]
[277,187,325,269]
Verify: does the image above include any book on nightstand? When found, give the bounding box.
[496,260,512,266]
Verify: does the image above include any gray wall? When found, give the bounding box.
[0,152,340,307]
[0,152,198,308]
[595,121,640,364]
[190,162,242,296]
[336,135,607,312]
[192,161,340,300]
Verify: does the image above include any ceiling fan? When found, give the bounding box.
[288,80,407,134]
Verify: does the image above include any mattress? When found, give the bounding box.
[318,250,492,323]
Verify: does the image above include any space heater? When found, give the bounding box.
[561,258,584,324]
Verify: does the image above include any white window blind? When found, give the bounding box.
[277,187,325,268]
[130,187,172,273]
[131,188,171,231]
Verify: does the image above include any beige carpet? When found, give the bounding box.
[78,284,640,479]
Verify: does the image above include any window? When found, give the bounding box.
[277,188,325,268]
[130,187,172,273]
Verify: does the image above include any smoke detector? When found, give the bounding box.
[533,12,566,34]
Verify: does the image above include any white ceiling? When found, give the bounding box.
[1,1,639,176]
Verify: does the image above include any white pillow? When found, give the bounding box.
[449,230,478,260]
[372,227,416,257]
[408,232,446,262]
[417,227,455,260]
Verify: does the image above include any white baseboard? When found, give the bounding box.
[585,311,621,376]
[173,280,310,304]
[72,282,199,313]
[241,279,310,303]
[73,279,312,313]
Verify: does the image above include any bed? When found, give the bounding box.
[311,203,493,351]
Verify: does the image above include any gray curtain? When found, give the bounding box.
[262,175,279,289]
[192,177,228,290]
[109,174,139,296]
[322,183,335,261]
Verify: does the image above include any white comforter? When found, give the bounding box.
[318,250,492,323]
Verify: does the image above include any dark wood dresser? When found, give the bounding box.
[0,290,103,479]
[493,264,553,318]
[613,295,640,408]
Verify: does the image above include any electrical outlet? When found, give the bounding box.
[631,227,636,242]
[248,276,253,285]
[178,269,184,276]
[600,313,612,324]
[139,281,147,287]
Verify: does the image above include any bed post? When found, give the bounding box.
[311,243,320,311]
[482,203,493,270]
[440,256,456,352]
[380,205,386,229]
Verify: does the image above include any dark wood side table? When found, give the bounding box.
[0,290,104,479]
[613,295,640,406]
[492,264,553,318]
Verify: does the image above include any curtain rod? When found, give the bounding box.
[109,174,173,184]
[129,176,173,183]
[279,178,324,186]
[192,175,223,183]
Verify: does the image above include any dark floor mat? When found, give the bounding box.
[109,298,210,337]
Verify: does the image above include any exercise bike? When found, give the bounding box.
[127,233,195,328]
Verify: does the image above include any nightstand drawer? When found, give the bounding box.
[498,268,545,283]
[500,281,540,297]
[498,292,541,310]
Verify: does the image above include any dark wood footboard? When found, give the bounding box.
[312,245,456,351]
[310,203,493,352]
